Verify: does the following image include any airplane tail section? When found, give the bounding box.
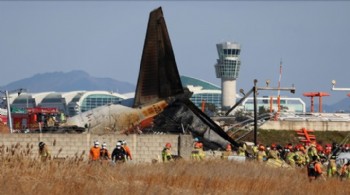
[133,7,239,149]
[133,7,184,108]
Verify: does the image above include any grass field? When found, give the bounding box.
[234,130,349,146]
[1,144,350,195]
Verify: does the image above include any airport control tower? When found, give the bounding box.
[214,42,241,111]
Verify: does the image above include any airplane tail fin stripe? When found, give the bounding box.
[133,7,184,108]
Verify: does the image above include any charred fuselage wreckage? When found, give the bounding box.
[63,7,239,150]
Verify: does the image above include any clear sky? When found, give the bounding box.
[0,1,349,105]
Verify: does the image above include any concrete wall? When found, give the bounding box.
[260,120,350,131]
[0,133,194,163]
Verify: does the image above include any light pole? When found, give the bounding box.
[0,90,13,133]
[0,88,25,133]
[254,80,295,145]
[226,79,296,145]
[331,80,350,91]
[253,79,258,145]
[331,80,350,111]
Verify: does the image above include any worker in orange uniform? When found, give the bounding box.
[314,157,323,180]
[89,141,101,162]
[122,140,132,161]
[192,137,199,146]
[307,155,323,182]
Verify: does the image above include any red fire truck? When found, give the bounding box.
[0,114,7,124]
[12,107,60,131]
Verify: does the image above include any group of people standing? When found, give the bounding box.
[161,138,206,163]
[223,140,350,182]
[89,140,132,164]
[38,137,350,182]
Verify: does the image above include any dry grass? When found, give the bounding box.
[1,144,350,195]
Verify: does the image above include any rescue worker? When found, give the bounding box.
[266,143,284,167]
[193,137,200,147]
[238,142,246,156]
[276,144,284,160]
[265,146,271,157]
[294,145,306,167]
[344,144,350,152]
[331,142,339,154]
[221,143,233,160]
[162,143,173,162]
[324,144,332,156]
[297,145,309,166]
[89,141,101,162]
[38,141,51,162]
[280,145,289,161]
[256,144,267,163]
[286,146,296,168]
[252,144,259,158]
[191,139,205,160]
[112,142,126,163]
[268,143,280,160]
[122,140,132,160]
[299,144,309,165]
[198,141,205,160]
[340,161,350,180]
[327,155,337,177]
[194,138,205,157]
[307,155,323,182]
[307,142,319,161]
[100,143,111,163]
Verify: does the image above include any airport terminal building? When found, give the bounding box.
[7,91,127,117]
[4,76,305,117]
[181,76,223,111]
[4,76,226,116]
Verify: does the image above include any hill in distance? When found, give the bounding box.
[1,70,349,113]
[0,70,135,94]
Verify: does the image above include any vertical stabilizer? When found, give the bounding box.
[133,7,184,108]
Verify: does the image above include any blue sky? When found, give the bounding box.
[0,1,349,106]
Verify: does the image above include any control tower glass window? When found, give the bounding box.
[223,49,240,57]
